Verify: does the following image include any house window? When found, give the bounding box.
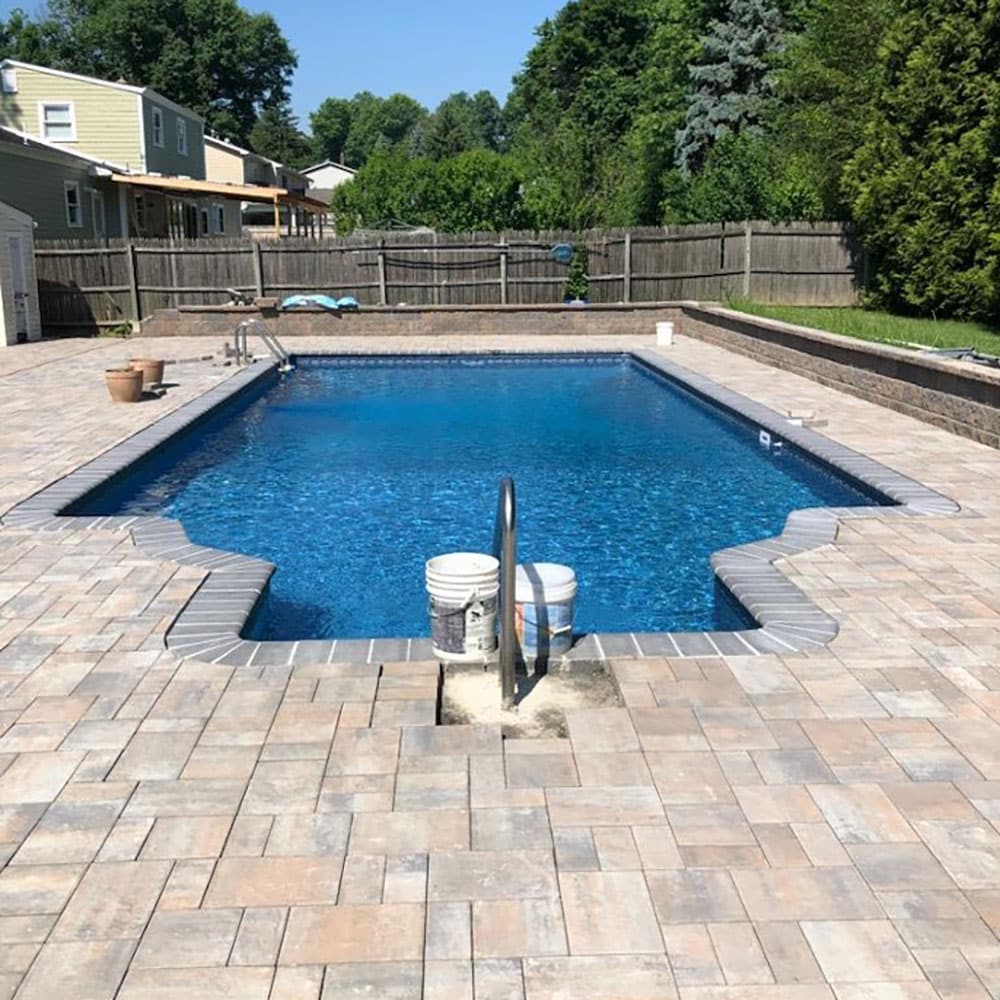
[90,189,106,237]
[199,207,209,236]
[177,118,188,156]
[213,203,225,235]
[1,68,17,93]
[40,102,75,141]
[151,106,164,147]
[64,180,82,228]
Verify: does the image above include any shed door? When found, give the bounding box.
[8,234,29,343]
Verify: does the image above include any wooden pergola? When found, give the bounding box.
[110,174,330,239]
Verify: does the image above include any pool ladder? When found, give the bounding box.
[493,477,517,709]
[233,319,293,372]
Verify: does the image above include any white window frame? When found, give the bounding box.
[151,105,164,148]
[1,67,17,93]
[64,179,83,228]
[199,206,210,237]
[213,202,226,235]
[176,118,188,156]
[39,101,77,142]
[90,188,106,238]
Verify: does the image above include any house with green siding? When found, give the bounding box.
[0,125,124,240]
[0,60,250,239]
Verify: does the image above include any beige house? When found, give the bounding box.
[0,60,326,239]
[0,199,41,346]
[205,135,322,236]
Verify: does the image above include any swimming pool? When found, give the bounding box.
[76,354,887,640]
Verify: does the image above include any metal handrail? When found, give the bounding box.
[234,319,292,369]
[493,476,517,709]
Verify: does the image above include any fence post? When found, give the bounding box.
[125,242,140,325]
[743,219,753,298]
[377,241,387,306]
[252,241,264,298]
[499,239,508,305]
[623,232,632,303]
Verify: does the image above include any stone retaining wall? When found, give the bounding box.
[681,305,1000,449]
[139,302,686,339]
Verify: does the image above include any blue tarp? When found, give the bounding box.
[280,294,360,311]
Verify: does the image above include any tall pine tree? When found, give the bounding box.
[674,0,784,176]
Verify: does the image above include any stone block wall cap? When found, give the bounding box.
[177,304,256,314]
[691,303,1000,390]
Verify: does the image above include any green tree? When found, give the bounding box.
[341,92,427,167]
[674,0,785,176]
[1,0,296,144]
[331,147,526,234]
[434,150,526,231]
[419,90,505,160]
[248,101,313,168]
[505,0,656,226]
[0,8,67,65]
[666,132,822,222]
[330,148,435,232]
[421,95,478,160]
[309,96,353,164]
[774,0,897,216]
[843,0,1000,321]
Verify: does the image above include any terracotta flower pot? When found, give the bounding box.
[129,358,165,389]
[105,367,143,403]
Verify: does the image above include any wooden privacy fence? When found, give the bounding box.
[33,221,861,332]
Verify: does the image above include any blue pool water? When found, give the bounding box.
[78,355,885,639]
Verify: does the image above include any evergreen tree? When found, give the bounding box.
[674,0,784,176]
[248,102,312,168]
[843,0,1000,321]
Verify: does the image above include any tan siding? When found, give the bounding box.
[0,67,142,168]
[0,144,122,239]
[142,96,206,178]
[205,143,244,185]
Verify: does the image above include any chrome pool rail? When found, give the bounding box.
[233,318,292,371]
[493,476,517,709]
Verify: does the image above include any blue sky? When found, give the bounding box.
[2,0,563,126]
[250,0,563,122]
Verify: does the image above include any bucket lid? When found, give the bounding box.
[426,552,499,579]
[515,562,577,603]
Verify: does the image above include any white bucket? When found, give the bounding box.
[515,562,577,659]
[426,552,499,662]
[656,321,674,346]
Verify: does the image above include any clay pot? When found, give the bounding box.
[105,367,143,403]
[129,358,165,389]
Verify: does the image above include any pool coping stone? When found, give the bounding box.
[0,348,962,666]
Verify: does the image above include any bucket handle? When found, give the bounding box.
[430,587,481,611]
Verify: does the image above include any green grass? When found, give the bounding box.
[727,300,1000,357]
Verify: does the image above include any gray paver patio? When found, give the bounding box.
[0,331,998,997]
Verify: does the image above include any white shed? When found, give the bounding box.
[0,200,41,347]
